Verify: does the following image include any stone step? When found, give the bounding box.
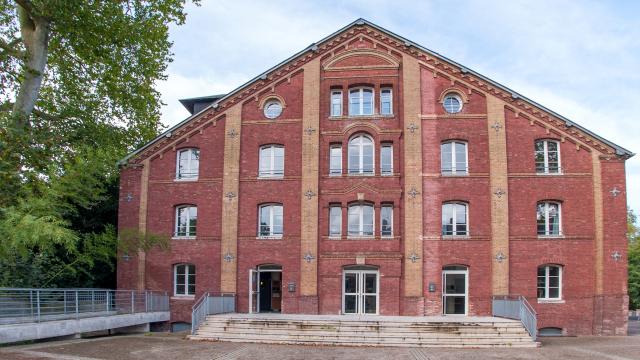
[197,325,528,336]
[195,329,533,341]
[189,334,539,348]
[204,318,524,327]
[200,323,528,334]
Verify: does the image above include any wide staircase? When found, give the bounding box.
[190,313,539,348]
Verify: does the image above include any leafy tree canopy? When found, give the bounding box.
[629,209,640,309]
[0,0,194,287]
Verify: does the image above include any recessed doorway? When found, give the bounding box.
[249,264,282,313]
[442,265,468,315]
[342,265,379,315]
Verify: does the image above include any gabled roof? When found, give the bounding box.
[120,18,633,165]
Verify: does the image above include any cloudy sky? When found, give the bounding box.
[157,0,639,212]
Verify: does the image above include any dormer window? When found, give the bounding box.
[176,148,199,180]
[349,87,374,116]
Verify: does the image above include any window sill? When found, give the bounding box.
[172,236,196,240]
[442,235,470,240]
[538,235,564,239]
[347,236,375,240]
[328,114,395,120]
[257,176,284,180]
[441,173,469,177]
[537,299,564,304]
[536,172,563,176]
[257,236,283,240]
[174,177,198,182]
[171,295,195,301]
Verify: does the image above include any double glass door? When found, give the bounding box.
[343,270,378,315]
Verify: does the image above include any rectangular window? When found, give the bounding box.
[259,204,284,238]
[380,144,393,175]
[441,141,468,175]
[176,148,199,179]
[174,264,196,296]
[442,203,468,236]
[349,88,374,116]
[348,204,374,237]
[175,206,197,237]
[535,140,561,174]
[381,205,393,237]
[329,206,342,237]
[330,145,342,175]
[259,145,284,177]
[380,88,392,115]
[537,202,561,236]
[331,91,342,116]
[537,265,562,300]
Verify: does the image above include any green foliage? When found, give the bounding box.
[0,0,196,288]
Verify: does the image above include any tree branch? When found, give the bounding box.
[0,37,25,59]
[14,0,36,18]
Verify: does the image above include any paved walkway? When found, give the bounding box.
[1,330,640,360]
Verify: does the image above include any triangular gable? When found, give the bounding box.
[120,18,633,165]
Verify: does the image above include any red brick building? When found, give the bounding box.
[117,19,633,336]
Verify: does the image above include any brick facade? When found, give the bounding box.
[117,20,631,335]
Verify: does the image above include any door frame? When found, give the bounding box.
[441,267,469,316]
[342,269,380,315]
[249,264,282,314]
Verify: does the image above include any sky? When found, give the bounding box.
[157,0,640,213]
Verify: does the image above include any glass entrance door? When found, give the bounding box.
[442,266,468,315]
[343,270,378,315]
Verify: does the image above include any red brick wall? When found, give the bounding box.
[117,38,629,335]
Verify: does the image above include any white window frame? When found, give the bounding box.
[173,264,195,296]
[329,144,342,176]
[380,144,393,176]
[258,204,283,239]
[380,205,393,238]
[330,90,343,117]
[535,139,562,175]
[176,148,199,180]
[443,93,463,114]
[348,134,375,175]
[263,99,283,119]
[329,205,342,238]
[537,265,562,301]
[537,201,562,237]
[380,88,393,115]
[348,87,374,116]
[258,145,285,178]
[348,203,375,238]
[441,202,469,237]
[174,205,197,238]
[441,141,468,175]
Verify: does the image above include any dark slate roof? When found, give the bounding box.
[120,18,633,164]
[179,94,226,114]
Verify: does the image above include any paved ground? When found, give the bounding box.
[1,321,639,360]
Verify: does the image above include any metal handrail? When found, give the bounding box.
[0,288,169,325]
[492,295,538,340]
[191,293,235,335]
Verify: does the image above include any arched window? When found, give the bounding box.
[348,203,374,237]
[258,204,283,238]
[176,148,199,179]
[348,134,374,175]
[349,87,374,116]
[175,205,197,237]
[537,265,562,300]
[537,201,562,236]
[174,264,195,296]
[259,145,284,177]
[442,202,468,236]
[535,139,561,174]
[441,141,468,175]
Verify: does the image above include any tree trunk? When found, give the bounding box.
[11,3,50,131]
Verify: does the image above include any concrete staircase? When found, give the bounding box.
[190,313,539,348]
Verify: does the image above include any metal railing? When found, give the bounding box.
[191,293,235,335]
[492,295,537,340]
[0,288,169,325]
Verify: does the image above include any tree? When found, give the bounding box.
[629,209,640,310]
[0,0,196,287]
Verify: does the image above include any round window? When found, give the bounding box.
[443,94,463,114]
[263,100,283,119]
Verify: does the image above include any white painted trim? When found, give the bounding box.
[342,269,380,315]
[442,267,469,315]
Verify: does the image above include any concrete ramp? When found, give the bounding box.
[0,311,169,344]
